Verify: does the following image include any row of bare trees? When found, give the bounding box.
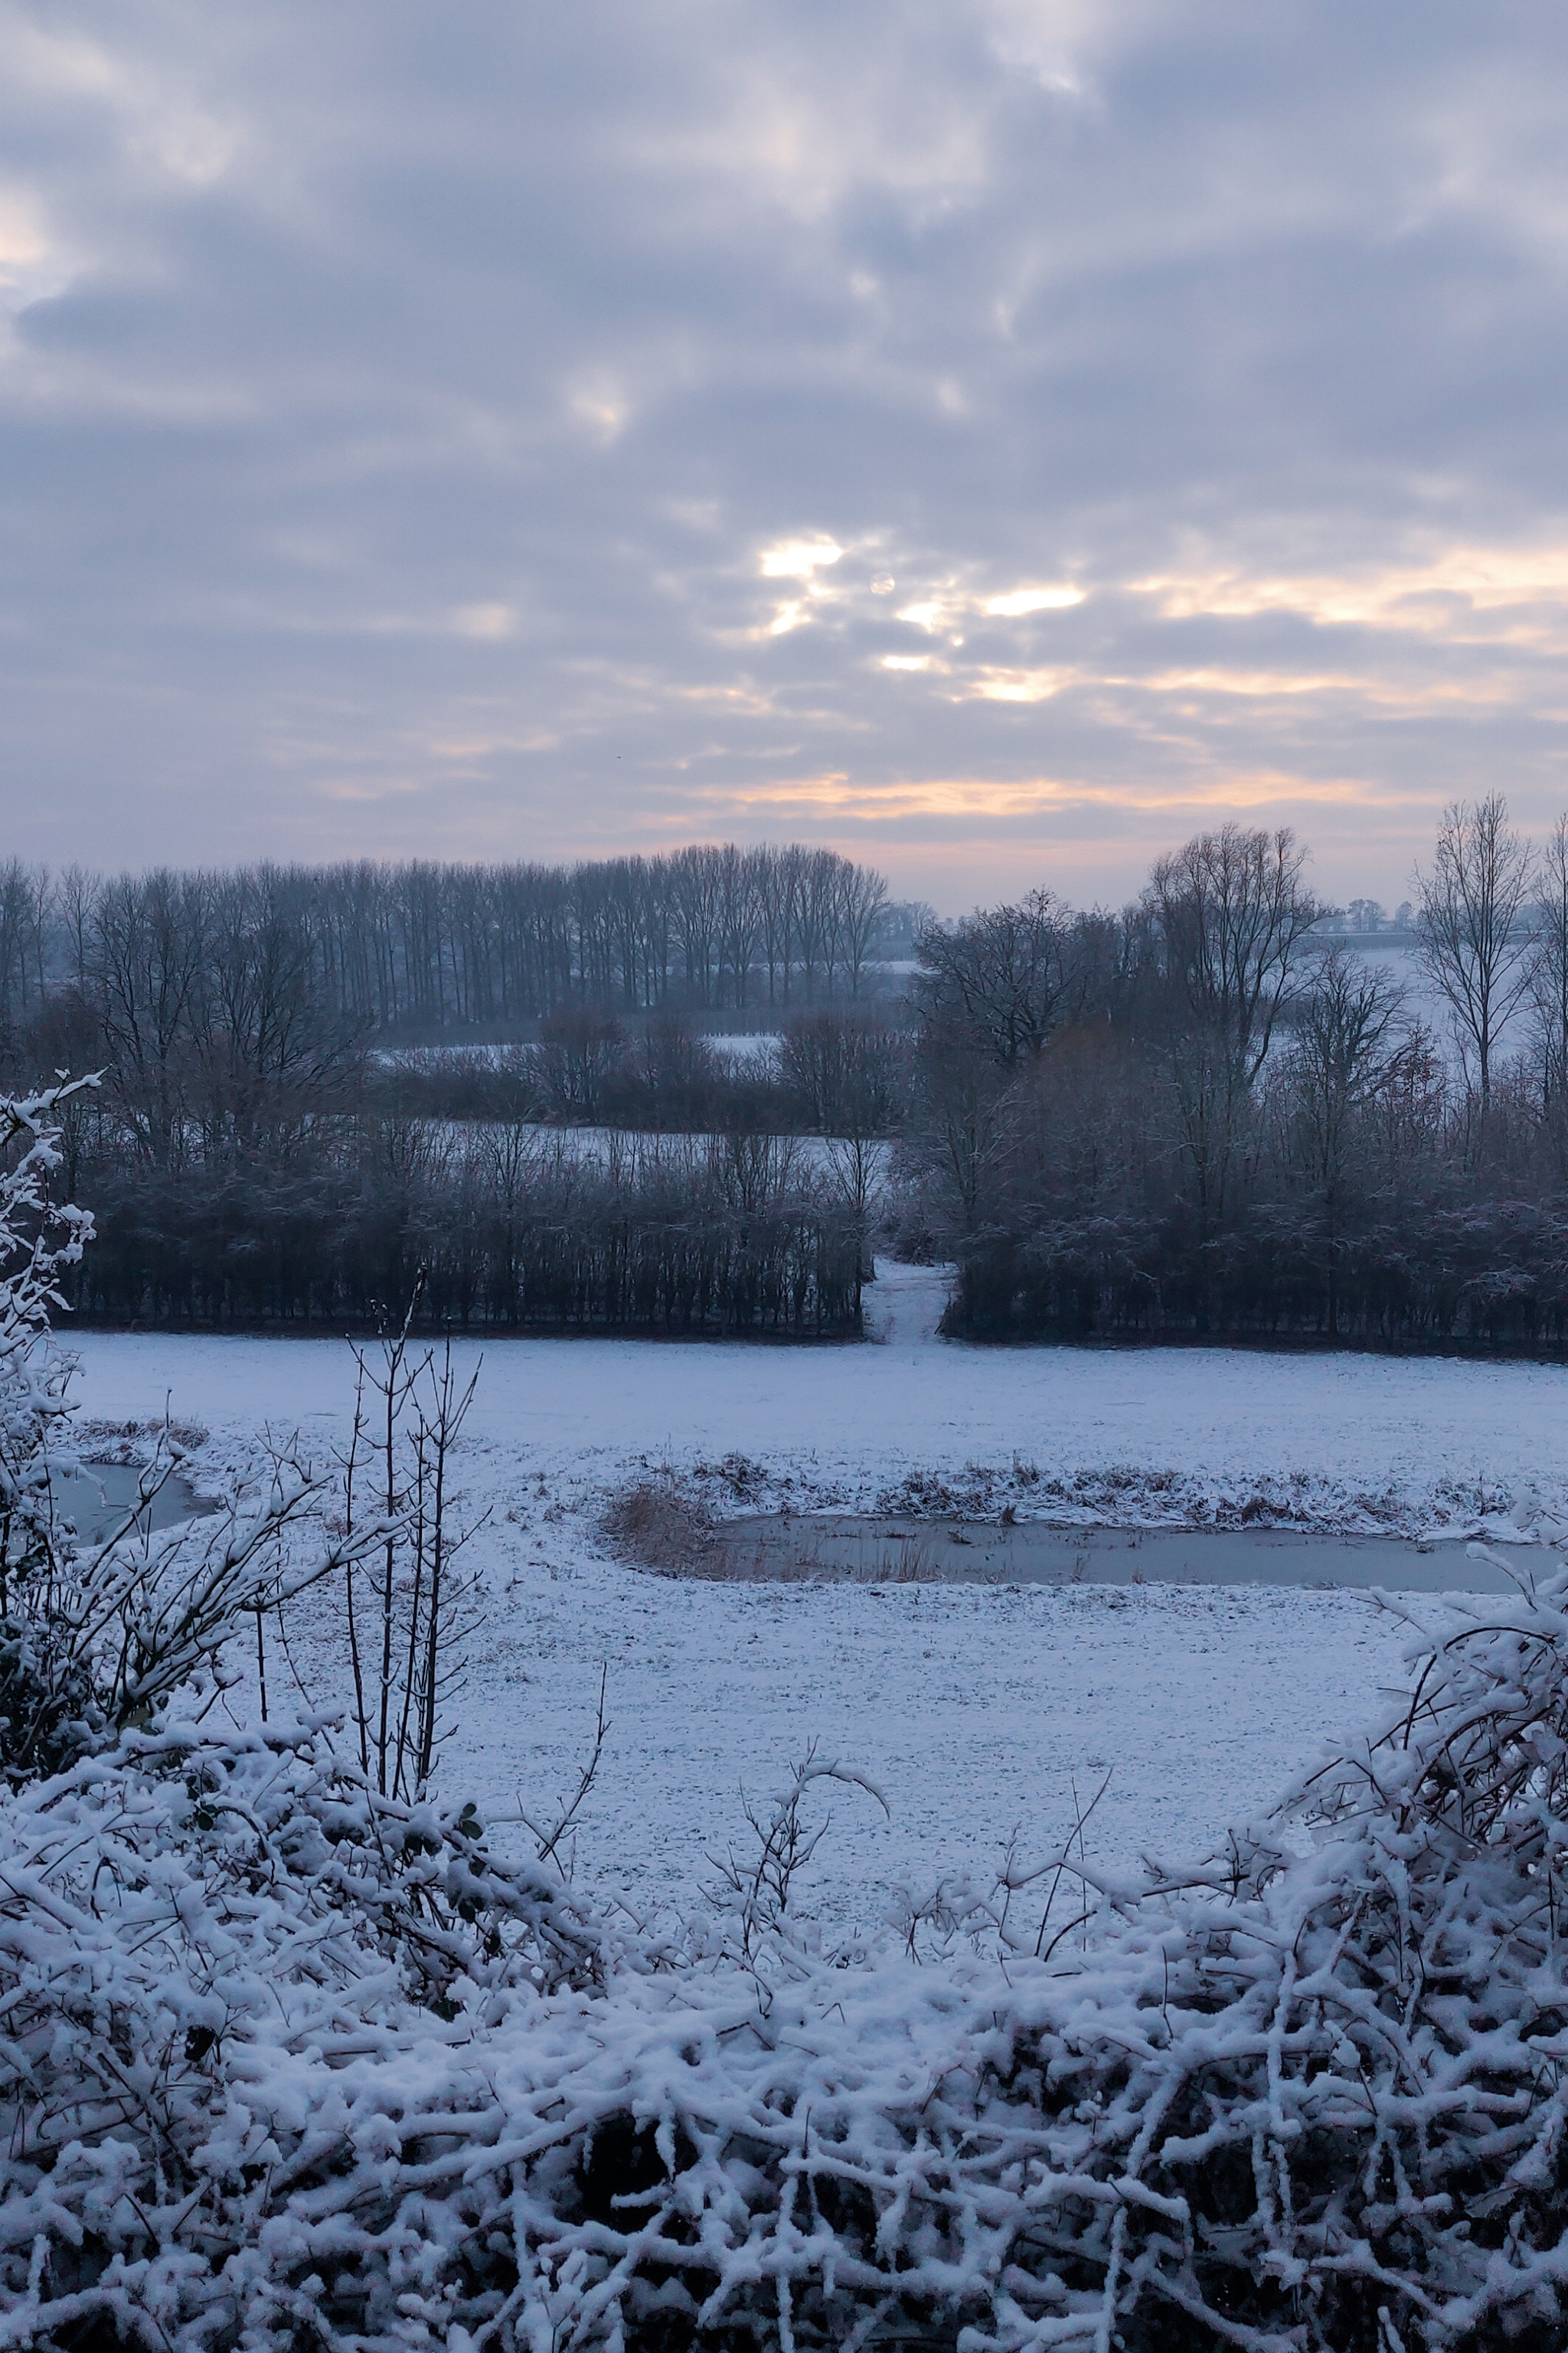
[5,936,904,1328]
[908,806,1568,1348]
[0,844,899,1054]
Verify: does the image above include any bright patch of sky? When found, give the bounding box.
[3,2,1568,907]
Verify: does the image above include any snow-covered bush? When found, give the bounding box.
[0,1083,374,1787]
[8,1571,1568,2347]
[0,1717,612,2339]
[5,1083,1568,2348]
[9,1567,1568,2349]
[0,1084,99,1778]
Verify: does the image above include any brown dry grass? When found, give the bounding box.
[603,1484,956,1584]
[599,1478,721,1575]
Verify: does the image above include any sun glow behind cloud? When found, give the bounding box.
[717,524,1568,882]
[983,586,1084,616]
[707,770,1385,823]
[756,538,848,638]
[965,667,1067,702]
[1132,544,1568,638]
[760,538,845,580]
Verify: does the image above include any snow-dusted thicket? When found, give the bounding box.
[0,1085,382,1788]
[5,1094,1568,2348]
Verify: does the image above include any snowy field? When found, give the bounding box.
[416,1121,885,1178]
[505,1122,880,1174]
[67,1264,1568,1933]
[371,1030,785,1068]
[703,1031,782,1063]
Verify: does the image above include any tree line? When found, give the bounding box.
[0,842,905,1050]
[15,800,1568,1348]
[9,998,898,1337]
[906,796,1568,1351]
[69,1123,867,1338]
[0,850,911,1332]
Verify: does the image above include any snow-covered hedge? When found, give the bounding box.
[6,1570,1568,2351]
[5,1085,1568,2349]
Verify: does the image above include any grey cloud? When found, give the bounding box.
[3,0,1568,906]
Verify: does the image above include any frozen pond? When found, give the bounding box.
[716,1515,1524,1593]
[48,1463,219,1547]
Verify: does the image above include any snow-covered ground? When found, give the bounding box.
[372,1031,786,1069]
[507,1123,877,1172]
[67,1268,1568,1931]
[420,1122,886,1176]
[371,1042,528,1067]
[704,1031,782,1063]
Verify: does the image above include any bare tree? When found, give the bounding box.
[54,864,96,996]
[905,1031,1015,1239]
[1279,947,1413,1334]
[87,869,211,1170]
[1528,810,1568,1123]
[0,861,48,1041]
[1413,793,1535,1111]
[531,1005,630,1123]
[1145,824,1321,1221]
[198,866,360,1155]
[915,890,1084,1068]
[1148,825,1321,1085]
[341,1291,485,1801]
[832,858,890,999]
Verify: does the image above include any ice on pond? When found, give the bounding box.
[47,1463,220,1548]
[714,1515,1524,1593]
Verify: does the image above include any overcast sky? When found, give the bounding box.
[3,3,1567,909]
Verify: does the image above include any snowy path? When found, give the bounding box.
[861,1258,952,1346]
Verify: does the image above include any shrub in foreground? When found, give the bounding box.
[6,1567,1568,2348]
